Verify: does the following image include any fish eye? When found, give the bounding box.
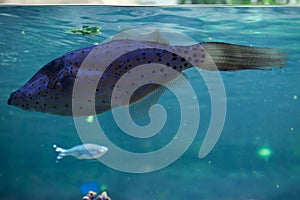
[54,76,75,94]
[55,82,63,90]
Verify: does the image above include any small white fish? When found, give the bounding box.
[53,143,108,160]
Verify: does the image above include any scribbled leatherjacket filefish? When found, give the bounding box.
[7,29,287,116]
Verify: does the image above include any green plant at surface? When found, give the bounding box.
[68,25,101,36]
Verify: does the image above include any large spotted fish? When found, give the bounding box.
[7,30,287,116]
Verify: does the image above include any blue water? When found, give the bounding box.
[0,6,300,200]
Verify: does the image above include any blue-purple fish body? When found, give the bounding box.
[8,32,287,116]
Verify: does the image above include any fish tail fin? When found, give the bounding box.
[200,42,288,71]
[53,144,66,160]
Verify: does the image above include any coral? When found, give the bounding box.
[82,191,111,200]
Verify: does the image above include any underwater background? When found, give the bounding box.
[0,6,300,200]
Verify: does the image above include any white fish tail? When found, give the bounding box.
[53,144,66,160]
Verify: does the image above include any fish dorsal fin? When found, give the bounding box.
[111,29,170,45]
[149,29,170,45]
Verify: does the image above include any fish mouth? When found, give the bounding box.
[7,96,12,105]
[7,91,16,106]
[8,89,73,115]
[7,90,32,110]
